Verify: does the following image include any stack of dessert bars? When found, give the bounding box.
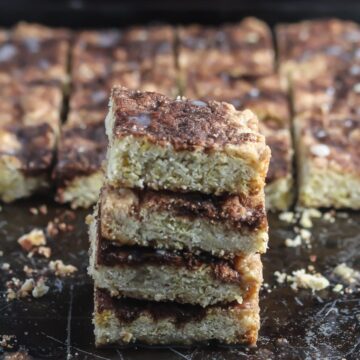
[54,26,178,208]
[89,86,271,346]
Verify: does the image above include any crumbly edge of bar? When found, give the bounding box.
[265,174,294,211]
[55,171,104,209]
[106,134,268,196]
[0,156,50,203]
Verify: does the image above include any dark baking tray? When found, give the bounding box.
[1,2,360,359]
[0,199,359,359]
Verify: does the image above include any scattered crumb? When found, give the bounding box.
[32,278,49,298]
[30,205,47,216]
[39,205,48,215]
[18,279,35,298]
[85,214,94,225]
[275,269,329,292]
[49,260,78,277]
[307,265,315,272]
[0,334,17,350]
[299,229,311,241]
[46,211,75,237]
[6,277,49,301]
[333,263,360,285]
[29,246,51,259]
[6,288,17,301]
[17,229,46,252]
[276,337,288,346]
[288,269,329,291]
[323,211,336,223]
[285,235,302,247]
[1,262,10,271]
[46,221,58,237]
[29,207,39,215]
[279,211,295,223]
[274,271,287,284]
[299,208,321,228]
[23,265,36,276]
[333,284,344,293]
[4,350,32,360]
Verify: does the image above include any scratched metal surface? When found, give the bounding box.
[0,198,359,360]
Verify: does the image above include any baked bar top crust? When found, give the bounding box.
[11,22,71,42]
[0,23,70,85]
[178,17,274,76]
[55,121,107,183]
[184,74,290,126]
[0,123,55,174]
[296,111,360,174]
[109,86,265,151]
[293,66,360,115]
[101,186,267,233]
[0,83,63,133]
[276,19,360,65]
[72,26,176,84]
[119,25,175,67]
[69,84,111,112]
[183,74,292,186]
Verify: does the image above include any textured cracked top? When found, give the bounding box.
[293,65,360,115]
[0,123,55,174]
[277,19,360,81]
[297,111,360,173]
[0,83,63,134]
[183,74,292,183]
[72,26,176,85]
[55,122,107,182]
[178,17,274,77]
[110,87,266,151]
[0,23,70,85]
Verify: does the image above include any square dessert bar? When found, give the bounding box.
[0,82,64,135]
[184,74,293,210]
[106,87,271,197]
[72,26,177,89]
[56,26,179,208]
[94,287,260,346]
[292,65,360,116]
[89,218,262,307]
[99,186,268,257]
[71,30,122,85]
[276,19,360,86]
[0,83,63,202]
[54,120,107,209]
[0,123,55,202]
[120,25,176,72]
[178,17,274,78]
[294,111,360,209]
[0,22,70,86]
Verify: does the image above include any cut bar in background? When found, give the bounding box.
[0,23,70,202]
[54,26,178,208]
[277,19,360,209]
[183,73,293,211]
